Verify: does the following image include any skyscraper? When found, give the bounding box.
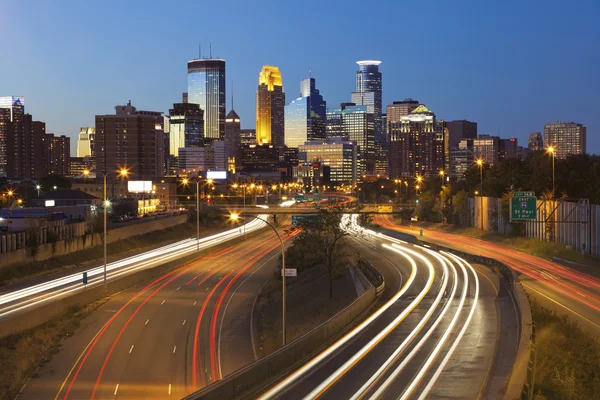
[446,120,478,150]
[284,77,326,148]
[352,61,382,134]
[95,101,165,182]
[256,66,285,147]
[77,127,95,158]
[543,122,586,159]
[528,132,544,151]
[389,104,445,178]
[473,135,500,166]
[298,139,357,184]
[0,96,25,176]
[326,103,375,175]
[224,109,241,168]
[187,58,226,140]
[168,102,204,157]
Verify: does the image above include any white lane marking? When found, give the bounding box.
[176,287,180,291]
[304,245,435,400]
[182,320,186,326]
[145,319,150,325]
[161,300,165,305]
[193,301,197,305]
[114,384,119,395]
[415,252,481,400]
[129,345,134,354]
[173,346,177,354]
[205,287,209,291]
[168,383,172,395]
[351,249,453,400]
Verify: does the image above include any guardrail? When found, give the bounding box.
[185,252,382,400]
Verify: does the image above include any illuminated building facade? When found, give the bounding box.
[256,66,285,147]
[389,104,445,178]
[285,77,326,148]
[168,102,204,157]
[6,114,44,179]
[473,135,500,166]
[528,132,544,151]
[544,122,586,159]
[298,139,357,184]
[240,144,280,171]
[224,109,241,168]
[450,138,474,180]
[353,61,382,134]
[95,102,165,182]
[0,96,25,176]
[77,127,95,158]
[187,59,226,139]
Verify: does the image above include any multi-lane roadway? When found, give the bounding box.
[257,215,515,400]
[373,214,600,336]
[20,220,295,399]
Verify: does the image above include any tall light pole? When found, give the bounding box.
[439,170,445,225]
[6,190,14,233]
[84,168,129,291]
[182,178,201,251]
[35,184,41,197]
[547,146,555,197]
[230,213,287,345]
[476,159,484,231]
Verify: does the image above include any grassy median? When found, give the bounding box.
[531,299,600,399]
[0,298,108,400]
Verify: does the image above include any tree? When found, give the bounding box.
[285,204,359,298]
[452,190,471,226]
[415,190,437,222]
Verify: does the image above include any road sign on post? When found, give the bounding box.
[284,268,297,277]
[510,192,537,220]
[377,205,393,213]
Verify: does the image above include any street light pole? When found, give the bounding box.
[103,174,107,291]
[196,181,200,251]
[477,159,484,231]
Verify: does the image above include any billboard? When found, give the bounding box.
[207,170,227,180]
[128,181,153,193]
[45,200,55,207]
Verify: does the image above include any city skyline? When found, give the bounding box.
[1,0,598,156]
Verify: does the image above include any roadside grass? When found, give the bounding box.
[0,298,108,400]
[254,266,357,358]
[531,298,600,400]
[0,220,227,287]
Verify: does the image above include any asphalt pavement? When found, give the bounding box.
[20,225,293,400]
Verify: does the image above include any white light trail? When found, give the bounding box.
[0,216,269,320]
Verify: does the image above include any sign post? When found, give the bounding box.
[510,191,537,221]
[83,272,88,287]
[284,268,297,277]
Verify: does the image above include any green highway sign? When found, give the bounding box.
[294,195,304,201]
[292,215,321,227]
[510,192,537,220]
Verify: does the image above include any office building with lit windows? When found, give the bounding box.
[0,96,25,176]
[95,102,165,182]
[224,109,241,168]
[473,135,500,166]
[298,139,357,184]
[187,58,226,139]
[284,77,326,148]
[77,127,95,158]
[168,102,204,157]
[528,131,544,151]
[389,104,445,178]
[450,138,474,181]
[6,114,44,179]
[544,122,586,159]
[256,66,285,147]
[44,134,70,176]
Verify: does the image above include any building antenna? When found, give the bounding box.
[309,69,312,79]
[231,80,234,110]
[210,42,212,58]
[199,44,201,59]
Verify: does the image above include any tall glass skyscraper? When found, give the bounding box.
[187,59,226,140]
[169,103,204,157]
[256,66,285,147]
[353,60,382,134]
[284,77,326,148]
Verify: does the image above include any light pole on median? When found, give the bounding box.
[83,168,129,292]
[182,178,201,251]
[230,213,286,345]
[547,146,555,198]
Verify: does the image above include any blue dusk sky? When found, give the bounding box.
[1,0,599,155]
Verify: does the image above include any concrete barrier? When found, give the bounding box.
[185,267,379,399]
[0,227,266,339]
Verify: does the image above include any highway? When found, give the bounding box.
[258,214,514,400]
[0,215,269,323]
[20,220,296,399]
[373,215,600,335]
